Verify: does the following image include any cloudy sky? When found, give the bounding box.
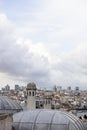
[0,0,87,89]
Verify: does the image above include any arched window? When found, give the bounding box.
[29,91,31,96]
[32,91,34,96]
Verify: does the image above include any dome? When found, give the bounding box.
[0,96,23,113]
[13,109,86,130]
[26,83,37,90]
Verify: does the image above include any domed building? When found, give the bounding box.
[0,96,23,113]
[13,109,86,130]
[26,83,37,91]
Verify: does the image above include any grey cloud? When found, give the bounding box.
[0,13,51,87]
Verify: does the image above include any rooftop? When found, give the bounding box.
[13,109,86,130]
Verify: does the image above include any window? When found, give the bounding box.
[32,91,34,96]
[29,91,31,96]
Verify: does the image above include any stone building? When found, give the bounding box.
[13,109,86,130]
[26,83,37,110]
[0,96,23,130]
[26,83,52,110]
[0,114,12,130]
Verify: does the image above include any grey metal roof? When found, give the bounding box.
[0,96,23,113]
[13,109,86,130]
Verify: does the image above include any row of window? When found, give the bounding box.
[36,100,51,105]
[27,91,35,96]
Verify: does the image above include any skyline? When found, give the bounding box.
[0,82,80,91]
[0,0,87,89]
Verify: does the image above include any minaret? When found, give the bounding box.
[26,83,37,110]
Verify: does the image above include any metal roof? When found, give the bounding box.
[0,96,23,113]
[13,109,86,130]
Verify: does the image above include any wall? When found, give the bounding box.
[0,114,12,130]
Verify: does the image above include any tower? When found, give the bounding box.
[26,83,37,110]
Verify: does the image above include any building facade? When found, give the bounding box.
[0,114,12,130]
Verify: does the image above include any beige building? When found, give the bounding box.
[0,114,12,130]
[26,83,52,110]
[43,96,52,109]
[26,83,37,110]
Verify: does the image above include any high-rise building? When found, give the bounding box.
[5,84,10,91]
[15,85,20,91]
[75,86,79,91]
[67,86,71,92]
[57,86,62,91]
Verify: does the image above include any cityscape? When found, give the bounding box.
[1,83,87,111]
[0,83,87,129]
[0,0,87,130]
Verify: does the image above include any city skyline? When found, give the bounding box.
[0,0,87,89]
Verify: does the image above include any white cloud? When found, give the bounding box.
[0,0,87,89]
[0,13,53,88]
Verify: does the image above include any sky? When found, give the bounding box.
[0,0,87,89]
